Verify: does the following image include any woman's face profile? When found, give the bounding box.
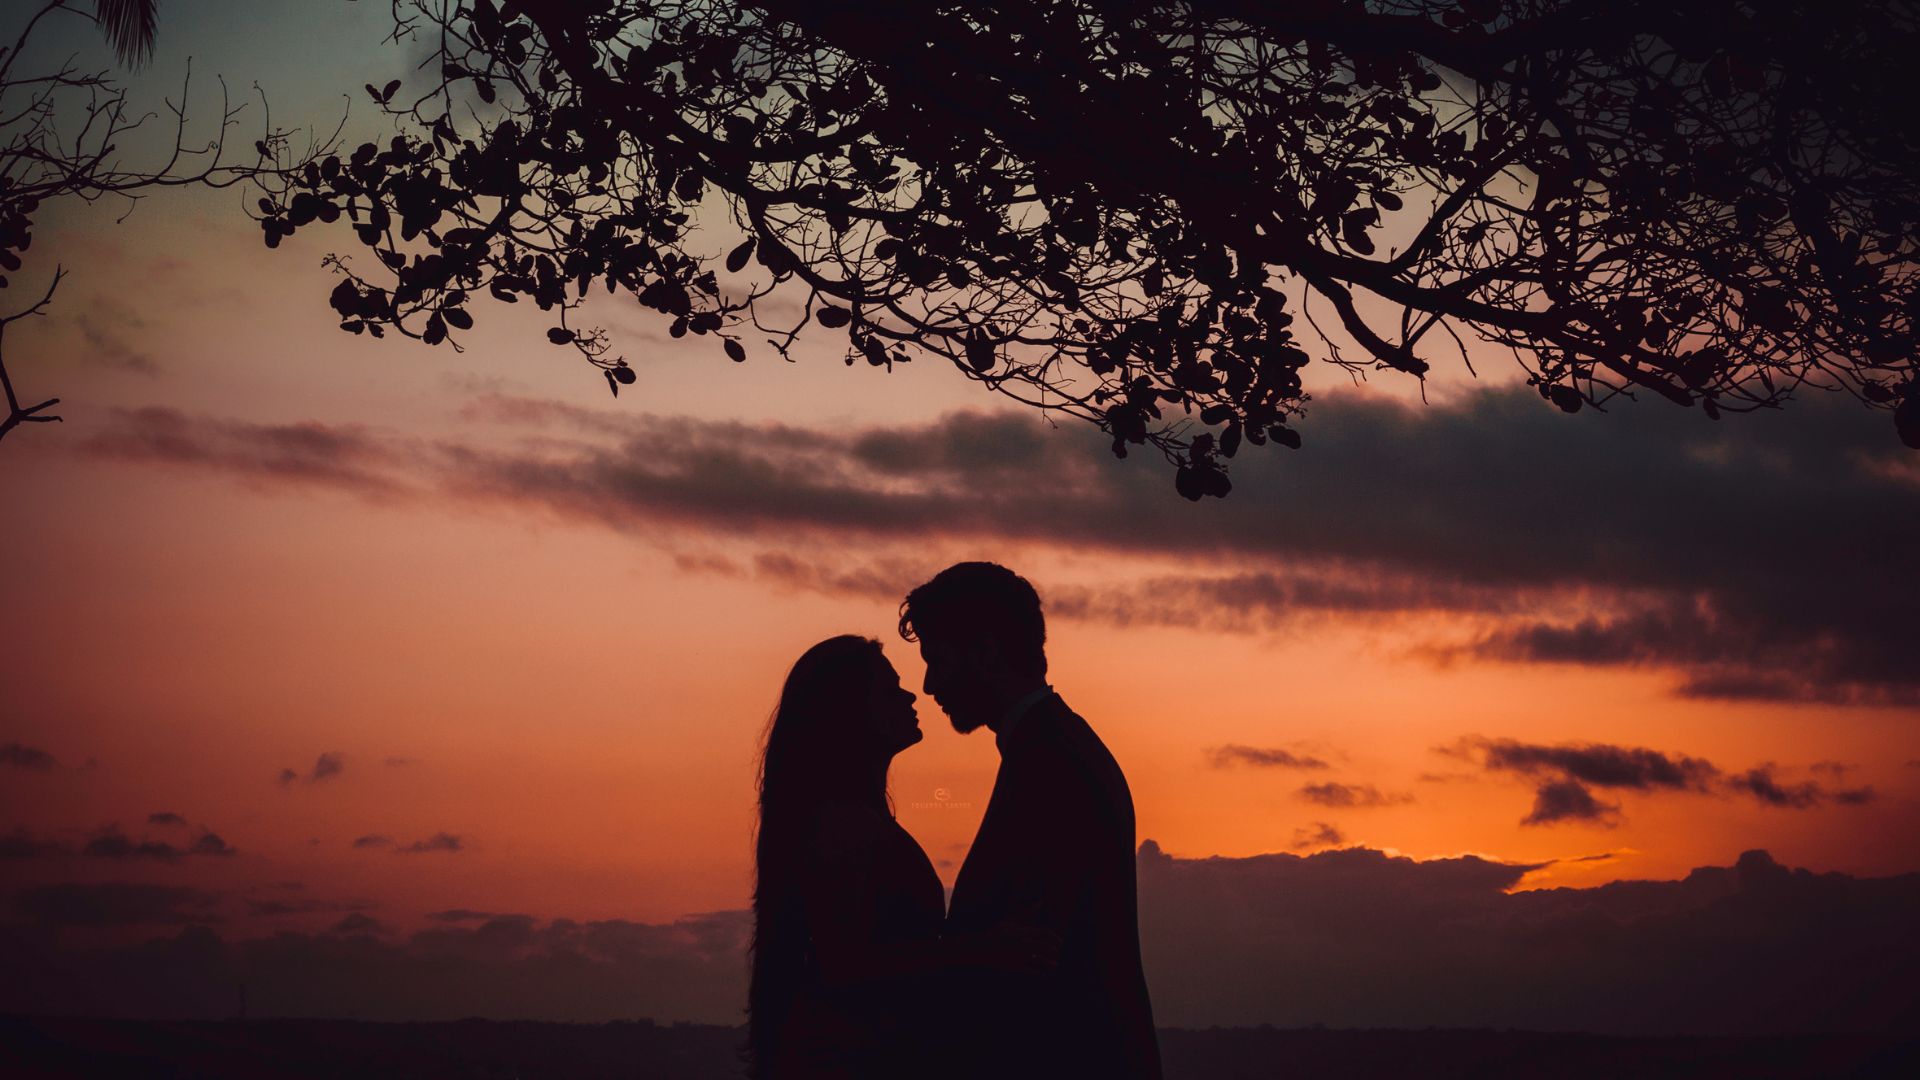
[866,654,923,755]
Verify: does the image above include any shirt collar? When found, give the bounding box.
[992,684,1055,751]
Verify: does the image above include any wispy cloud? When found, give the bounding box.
[330,913,388,936]
[73,298,160,375]
[425,908,519,923]
[1290,822,1345,849]
[278,753,346,787]
[1208,745,1331,770]
[0,742,58,770]
[1729,764,1876,809]
[397,832,463,855]
[1443,737,1878,825]
[80,823,237,861]
[1297,782,1415,809]
[87,408,409,496]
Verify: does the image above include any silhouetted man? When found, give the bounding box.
[900,562,1161,1080]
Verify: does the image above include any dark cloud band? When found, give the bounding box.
[81,383,1920,706]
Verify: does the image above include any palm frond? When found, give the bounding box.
[93,0,158,70]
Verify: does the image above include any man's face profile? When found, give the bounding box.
[919,635,991,734]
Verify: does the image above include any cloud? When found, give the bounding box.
[146,812,188,827]
[80,384,1920,706]
[330,913,388,936]
[80,824,237,861]
[1463,738,1719,792]
[1728,765,1876,809]
[1554,850,1636,868]
[1449,737,1883,826]
[1,742,58,770]
[0,829,70,859]
[1297,782,1413,808]
[397,833,463,855]
[749,551,928,604]
[448,388,1920,706]
[1208,745,1330,770]
[82,828,188,861]
[1290,822,1345,849]
[86,408,408,496]
[73,300,160,375]
[10,883,220,928]
[280,753,346,787]
[1135,844,1919,1035]
[6,850,1916,1035]
[1456,603,1920,707]
[350,835,392,850]
[383,756,419,767]
[1045,567,1521,634]
[189,832,238,857]
[424,909,518,923]
[1524,778,1622,826]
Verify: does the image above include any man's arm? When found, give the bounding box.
[1026,762,1163,1079]
[1089,860,1163,1079]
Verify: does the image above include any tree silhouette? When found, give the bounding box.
[261,0,1919,497]
[0,0,313,445]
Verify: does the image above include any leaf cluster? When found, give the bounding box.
[259,0,1920,495]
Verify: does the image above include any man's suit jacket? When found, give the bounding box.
[943,692,1161,1079]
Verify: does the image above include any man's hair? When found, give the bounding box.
[898,562,1047,678]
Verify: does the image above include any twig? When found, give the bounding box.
[0,267,66,443]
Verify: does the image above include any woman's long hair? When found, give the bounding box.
[746,635,890,1077]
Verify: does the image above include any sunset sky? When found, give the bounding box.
[3,2,1917,1033]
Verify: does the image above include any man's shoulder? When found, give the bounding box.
[1030,695,1112,756]
[1017,697,1132,802]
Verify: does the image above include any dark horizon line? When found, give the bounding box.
[4,1013,1910,1040]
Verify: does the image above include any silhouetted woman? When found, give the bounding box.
[748,635,1053,1079]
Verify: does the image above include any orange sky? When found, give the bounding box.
[2,4,1917,953]
[2,201,1916,937]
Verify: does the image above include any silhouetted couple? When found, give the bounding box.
[748,562,1161,1079]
